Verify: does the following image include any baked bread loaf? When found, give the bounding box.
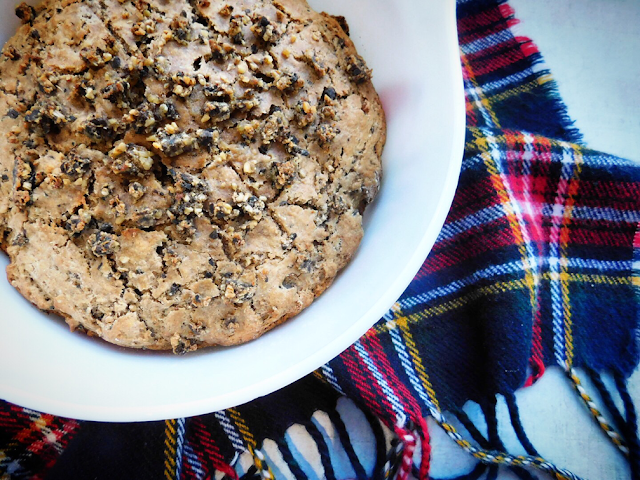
[0,0,385,353]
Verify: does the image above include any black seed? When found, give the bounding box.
[301,259,315,272]
[165,103,179,120]
[98,222,114,233]
[90,231,118,256]
[321,86,337,101]
[197,129,216,148]
[223,317,237,329]
[7,109,19,119]
[24,108,40,123]
[12,232,28,246]
[282,275,296,289]
[173,339,190,355]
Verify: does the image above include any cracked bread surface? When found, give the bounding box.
[0,0,385,353]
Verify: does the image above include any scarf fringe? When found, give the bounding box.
[428,404,585,480]
[580,368,640,480]
[504,393,539,457]
[565,367,629,457]
[614,373,640,480]
[325,408,368,479]
[211,365,640,480]
[219,402,382,479]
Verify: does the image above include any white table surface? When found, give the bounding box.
[430,1,640,479]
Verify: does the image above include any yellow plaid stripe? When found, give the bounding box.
[372,272,631,335]
[396,317,441,411]
[227,408,275,479]
[479,134,540,325]
[163,419,177,480]
[460,51,502,129]
[227,408,256,450]
[561,146,584,368]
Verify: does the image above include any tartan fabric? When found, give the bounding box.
[1,0,639,479]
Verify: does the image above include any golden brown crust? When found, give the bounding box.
[0,0,385,353]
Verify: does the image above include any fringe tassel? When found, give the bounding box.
[415,416,432,480]
[223,406,382,480]
[387,421,417,480]
[453,407,492,449]
[504,392,539,457]
[486,465,499,480]
[362,408,388,480]
[239,465,260,480]
[275,437,308,480]
[480,398,505,451]
[454,406,535,479]
[252,448,275,480]
[435,407,582,480]
[305,421,337,480]
[216,382,601,480]
[461,400,536,480]
[586,368,626,432]
[383,438,403,479]
[565,367,629,456]
[382,417,430,480]
[614,373,640,480]
[325,409,368,480]
[480,400,502,480]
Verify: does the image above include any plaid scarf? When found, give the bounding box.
[2,1,639,479]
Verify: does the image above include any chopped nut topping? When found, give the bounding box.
[0,0,384,354]
[317,123,340,147]
[109,143,154,174]
[128,182,147,200]
[89,232,120,256]
[15,3,36,25]
[346,54,372,83]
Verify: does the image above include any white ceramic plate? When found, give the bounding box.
[0,0,464,421]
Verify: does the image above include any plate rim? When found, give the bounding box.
[0,0,465,421]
